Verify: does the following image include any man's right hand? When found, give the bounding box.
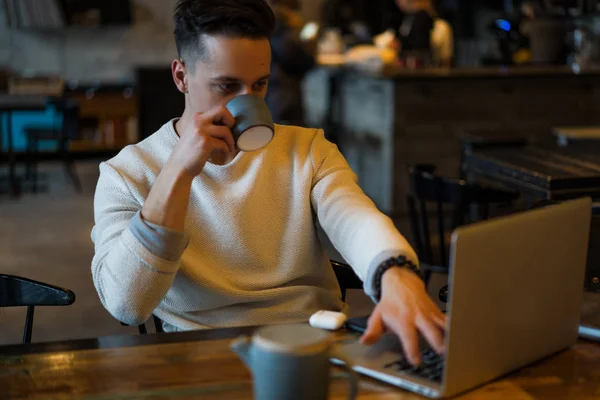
[169,106,236,177]
[141,106,236,230]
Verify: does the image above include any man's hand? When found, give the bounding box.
[141,106,235,230]
[360,268,447,366]
[170,106,236,178]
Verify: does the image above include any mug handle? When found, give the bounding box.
[330,351,358,400]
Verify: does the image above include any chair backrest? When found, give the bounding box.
[407,164,518,268]
[0,275,76,343]
[331,260,362,302]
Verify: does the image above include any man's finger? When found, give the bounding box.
[208,106,236,127]
[417,317,445,355]
[431,311,447,330]
[206,125,235,153]
[423,297,446,328]
[194,107,235,128]
[205,137,230,158]
[429,301,446,321]
[388,316,421,366]
[360,310,384,345]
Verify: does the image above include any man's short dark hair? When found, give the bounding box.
[174,0,276,66]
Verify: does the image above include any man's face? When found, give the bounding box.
[177,35,272,114]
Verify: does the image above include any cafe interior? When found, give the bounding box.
[2,0,600,398]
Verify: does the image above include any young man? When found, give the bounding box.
[91,0,445,366]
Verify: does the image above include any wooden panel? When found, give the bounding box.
[68,91,138,150]
[70,92,137,119]
[345,78,393,137]
[338,75,396,211]
[510,77,592,126]
[394,79,515,127]
[302,68,332,128]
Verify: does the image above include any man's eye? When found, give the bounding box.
[218,83,239,93]
[253,81,268,90]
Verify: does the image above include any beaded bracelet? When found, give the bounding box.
[373,255,421,301]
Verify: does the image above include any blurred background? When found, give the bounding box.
[3,0,600,345]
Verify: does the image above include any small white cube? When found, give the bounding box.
[309,310,348,331]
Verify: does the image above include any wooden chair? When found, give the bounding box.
[24,98,82,193]
[129,260,363,334]
[407,164,519,285]
[0,275,76,343]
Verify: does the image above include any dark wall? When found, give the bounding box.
[136,68,185,140]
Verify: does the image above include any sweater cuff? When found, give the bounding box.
[364,249,420,303]
[129,211,190,262]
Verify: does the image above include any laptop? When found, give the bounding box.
[333,197,592,398]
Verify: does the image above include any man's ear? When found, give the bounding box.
[172,59,188,94]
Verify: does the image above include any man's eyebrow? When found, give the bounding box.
[210,76,242,83]
[210,74,271,83]
[255,74,271,81]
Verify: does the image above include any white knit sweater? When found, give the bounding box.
[91,121,416,331]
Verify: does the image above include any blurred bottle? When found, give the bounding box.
[528,17,568,65]
[318,29,346,55]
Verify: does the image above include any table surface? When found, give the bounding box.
[554,127,600,140]
[2,319,600,400]
[466,146,600,198]
[581,292,600,338]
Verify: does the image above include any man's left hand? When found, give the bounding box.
[360,268,447,366]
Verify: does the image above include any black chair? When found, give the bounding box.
[407,164,520,285]
[0,275,76,343]
[130,260,363,335]
[331,260,363,301]
[24,98,82,193]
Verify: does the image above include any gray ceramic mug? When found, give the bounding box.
[231,324,358,400]
[225,94,274,152]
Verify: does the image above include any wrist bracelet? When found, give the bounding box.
[373,255,421,301]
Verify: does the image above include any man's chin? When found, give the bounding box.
[209,150,237,166]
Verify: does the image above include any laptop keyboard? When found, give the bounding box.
[384,349,445,382]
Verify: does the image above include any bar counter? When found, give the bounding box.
[303,66,600,215]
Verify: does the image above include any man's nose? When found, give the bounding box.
[240,86,253,96]
[240,86,262,96]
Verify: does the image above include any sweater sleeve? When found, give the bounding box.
[309,129,418,299]
[90,162,189,326]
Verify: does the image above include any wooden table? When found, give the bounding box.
[580,292,600,342]
[554,126,600,148]
[2,325,600,399]
[0,94,52,196]
[465,146,600,201]
[465,146,600,292]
